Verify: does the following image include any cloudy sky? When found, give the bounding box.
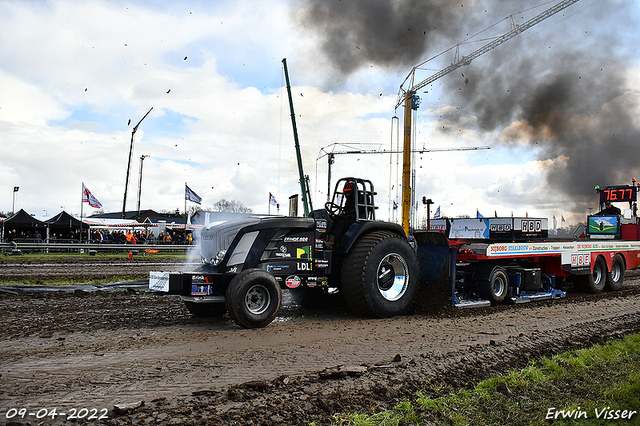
[1,0,639,227]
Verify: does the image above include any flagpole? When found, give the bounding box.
[268,193,271,215]
[184,182,188,242]
[80,183,84,243]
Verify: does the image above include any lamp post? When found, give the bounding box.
[12,186,19,214]
[137,155,149,219]
[422,196,434,230]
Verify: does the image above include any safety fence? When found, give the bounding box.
[0,242,198,254]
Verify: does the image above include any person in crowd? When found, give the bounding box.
[163,232,172,244]
[7,229,17,249]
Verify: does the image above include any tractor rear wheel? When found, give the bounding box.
[340,231,420,318]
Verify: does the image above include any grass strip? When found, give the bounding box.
[322,333,640,426]
[0,252,189,263]
[0,274,148,286]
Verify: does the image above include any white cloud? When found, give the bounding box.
[0,0,637,233]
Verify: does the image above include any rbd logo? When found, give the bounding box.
[521,220,542,233]
[571,253,591,267]
[297,262,312,271]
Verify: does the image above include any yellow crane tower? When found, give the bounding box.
[396,0,581,236]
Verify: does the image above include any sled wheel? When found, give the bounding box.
[576,256,606,293]
[605,254,625,291]
[476,266,509,305]
[184,301,227,317]
[341,231,420,318]
[225,269,281,328]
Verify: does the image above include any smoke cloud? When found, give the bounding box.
[297,0,640,216]
[447,35,638,207]
[295,0,474,74]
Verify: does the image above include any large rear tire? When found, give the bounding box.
[605,254,625,291]
[576,256,606,293]
[225,269,281,328]
[340,231,420,318]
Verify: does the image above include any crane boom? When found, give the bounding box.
[317,143,490,202]
[397,0,580,236]
[122,107,153,219]
[282,58,313,216]
[318,144,490,157]
[396,0,580,108]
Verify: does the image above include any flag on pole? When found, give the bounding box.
[269,192,277,206]
[13,186,19,192]
[185,184,202,204]
[393,201,398,210]
[476,209,483,219]
[434,206,441,219]
[82,183,102,208]
[561,215,566,223]
[553,215,558,235]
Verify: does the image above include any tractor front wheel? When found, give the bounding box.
[225,269,281,328]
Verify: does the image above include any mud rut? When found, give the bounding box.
[1,261,640,425]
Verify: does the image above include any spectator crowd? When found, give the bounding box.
[3,228,196,245]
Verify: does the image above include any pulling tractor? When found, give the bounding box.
[150,178,422,328]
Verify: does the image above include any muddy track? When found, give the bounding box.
[1,268,640,425]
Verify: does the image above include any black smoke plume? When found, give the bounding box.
[295,0,475,74]
[297,0,640,216]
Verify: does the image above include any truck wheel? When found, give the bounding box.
[225,269,281,328]
[576,256,606,293]
[605,254,625,291]
[476,266,509,305]
[340,231,420,318]
[184,301,227,317]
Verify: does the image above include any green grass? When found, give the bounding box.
[0,274,149,286]
[324,334,640,426]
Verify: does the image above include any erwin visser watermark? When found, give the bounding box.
[546,407,637,420]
